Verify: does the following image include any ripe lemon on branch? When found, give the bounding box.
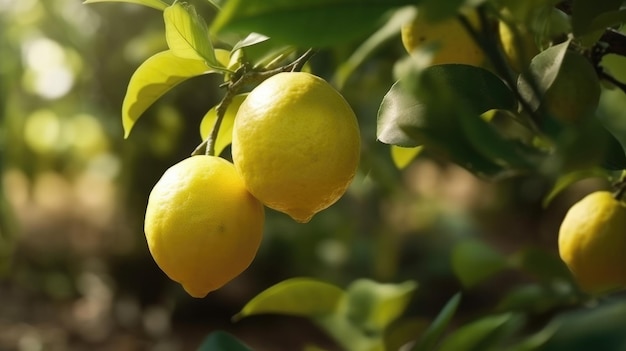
[401,10,485,66]
[232,72,360,223]
[559,191,626,295]
[144,155,264,298]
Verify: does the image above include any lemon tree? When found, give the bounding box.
[145,155,264,298]
[232,72,360,223]
[84,0,626,350]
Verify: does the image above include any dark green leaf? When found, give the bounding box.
[234,278,344,321]
[451,240,509,288]
[542,168,609,208]
[334,5,417,89]
[438,313,519,351]
[83,0,168,10]
[197,331,252,351]
[384,317,430,351]
[211,0,413,47]
[411,293,461,351]
[571,0,621,37]
[511,248,575,285]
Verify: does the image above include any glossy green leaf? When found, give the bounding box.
[517,41,570,113]
[344,279,418,332]
[438,313,517,351]
[496,284,561,314]
[234,278,344,321]
[506,322,558,351]
[199,94,248,156]
[378,65,517,158]
[334,5,417,89]
[122,50,215,138]
[164,2,217,65]
[197,331,252,351]
[451,240,509,288]
[411,293,461,351]
[83,0,168,10]
[542,168,609,208]
[391,145,423,169]
[211,0,412,47]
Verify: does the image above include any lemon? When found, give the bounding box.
[401,10,485,66]
[144,155,264,298]
[558,191,626,294]
[231,72,360,223]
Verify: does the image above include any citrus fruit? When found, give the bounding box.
[558,191,626,294]
[231,72,360,223]
[144,155,264,298]
[401,10,485,66]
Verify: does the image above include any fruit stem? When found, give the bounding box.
[192,49,317,156]
[612,170,626,201]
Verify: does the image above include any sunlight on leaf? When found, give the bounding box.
[122,50,215,138]
[83,0,169,11]
[234,277,344,321]
[164,2,217,65]
[391,145,423,169]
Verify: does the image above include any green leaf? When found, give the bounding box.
[199,94,248,156]
[391,145,423,169]
[517,40,570,113]
[122,50,215,138]
[511,248,575,285]
[451,240,509,288]
[411,293,461,351]
[571,0,621,37]
[542,168,609,208]
[164,2,218,65]
[234,278,344,321]
[83,0,169,10]
[197,331,252,351]
[438,313,518,351]
[344,279,418,332]
[384,318,430,351]
[211,0,412,47]
[377,80,424,147]
[334,5,417,89]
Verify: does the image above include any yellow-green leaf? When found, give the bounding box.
[391,145,423,169]
[234,278,344,321]
[122,50,214,138]
[199,94,248,156]
[83,0,168,11]
[164,2,217,65]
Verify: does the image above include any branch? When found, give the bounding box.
[192,49,317,157]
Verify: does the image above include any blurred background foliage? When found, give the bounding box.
[0,0,616,350]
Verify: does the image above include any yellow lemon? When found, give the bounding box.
[232,72,360,223]
[401,10,485,66]
[558,191,626,294]
[144,155,264,298]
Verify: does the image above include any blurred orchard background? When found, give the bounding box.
[0,1,609,350]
